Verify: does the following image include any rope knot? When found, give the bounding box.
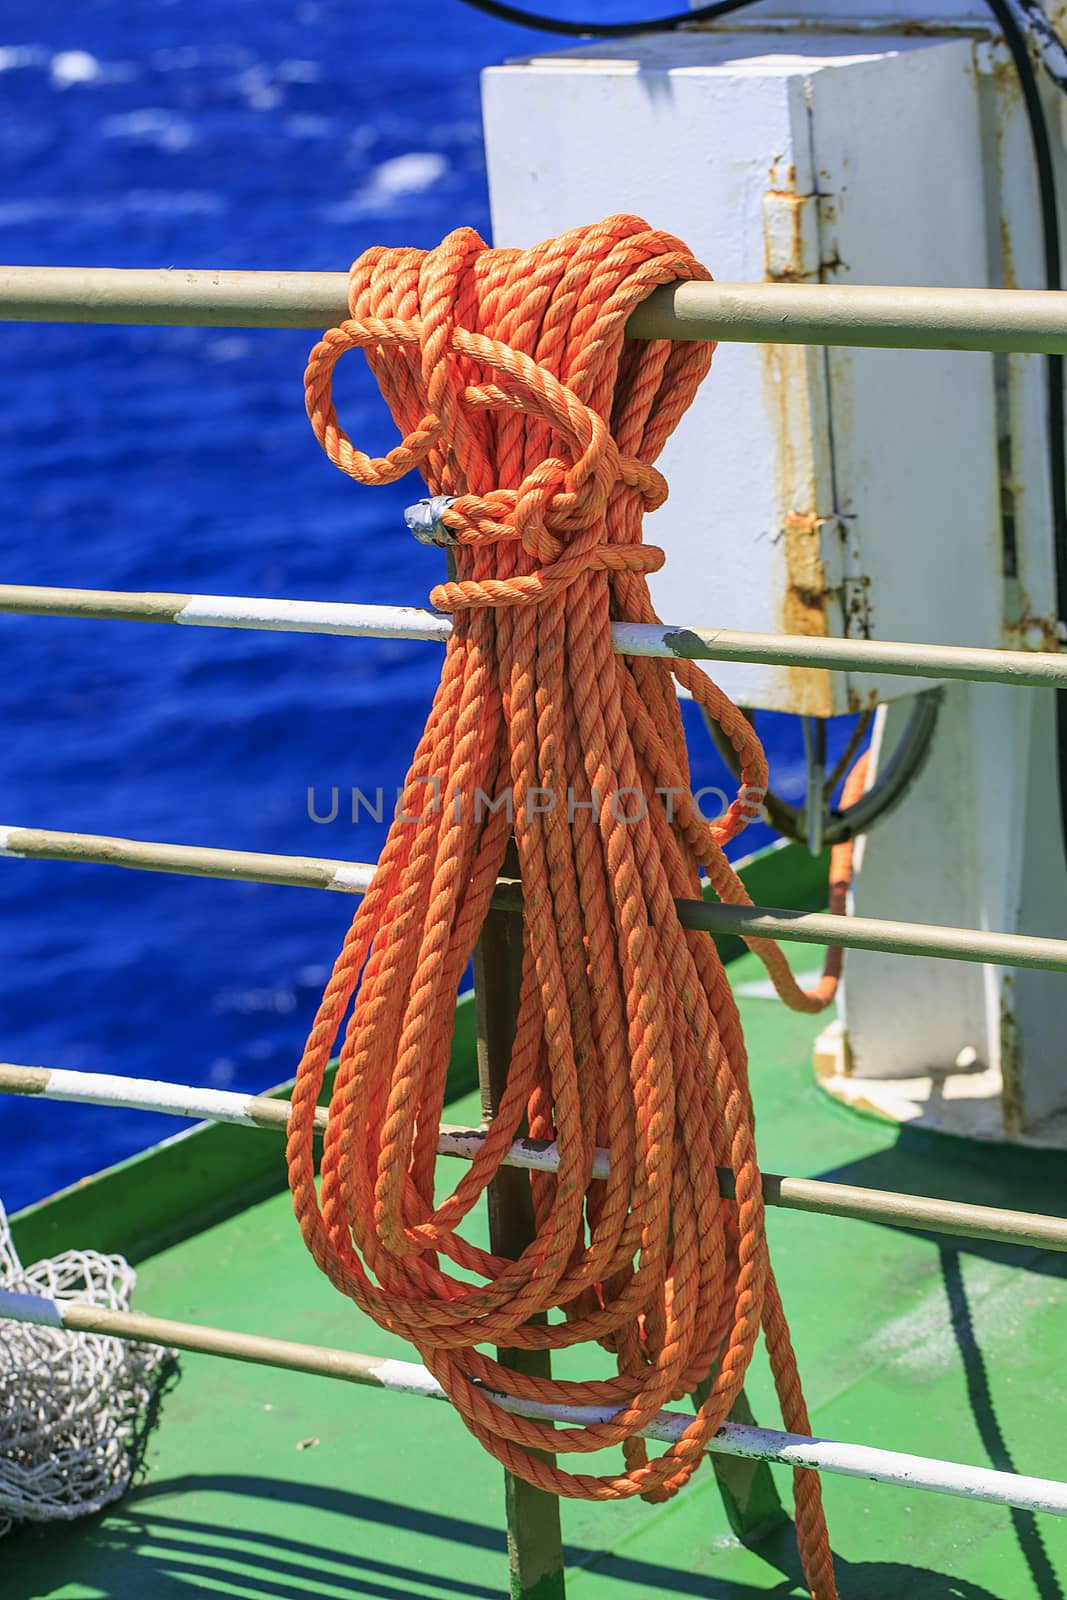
[425,345,673,610]
[305,310,670,611]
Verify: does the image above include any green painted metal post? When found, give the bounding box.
[697,1380,789,1545]
[473,846,567,1600]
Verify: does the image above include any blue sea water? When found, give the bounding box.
[0,0,840,1213]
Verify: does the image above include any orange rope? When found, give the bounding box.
[287,217,838,1599]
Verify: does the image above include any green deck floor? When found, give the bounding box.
[7,948,1067,1600]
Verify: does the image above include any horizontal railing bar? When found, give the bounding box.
[4,823,1067,973]
[0,266,350,331]
[0,586,453,642]
[0,1286,1064,1516]
[2,584,1065,687]
[4,1061,1064,1253]
[627,280,1067,355]
[0,824,377,895]
[2,268,1067,354]
[672,902,1067,970]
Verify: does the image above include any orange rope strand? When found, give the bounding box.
[287,217,838,1600]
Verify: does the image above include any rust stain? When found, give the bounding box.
[843,555,880,710]
[763,190,814,284]
[759,161,848,718]
[1002,608,1061,651]
[991,50,1023,102]
[781,512,836,717]
[760,332,835,717]
[846,682,881,714]
[999,215,1017,291]
[781,512,827,633]
[897,17,977,35]
[760,338,803,519]
[986,49,1022,274]
[767,159,797,192]
[842,575,871,638]
[1002,522,1059,646]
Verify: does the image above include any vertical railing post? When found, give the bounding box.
[696,1378,788,1544]
[473,844,567,1600]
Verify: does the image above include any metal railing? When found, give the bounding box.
[3,822,1067,971]
[3,1276,1065,1517]
[1,265,1067,352]
[2,583,1067,687]
[2,266,1067,1573]
[4,1061,1066,1252]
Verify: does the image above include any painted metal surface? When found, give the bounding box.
[7,952,1067,1597]
[0,823,381,896]
[821,42,1067,1139]
[4,1288,1067,1519]
[837,681,1067,1141]
[5,821,1067,971]
[7,1060,1067,1250]
[6,583,1067,684]
[472,851,567,1600]
[481,32,1005,712]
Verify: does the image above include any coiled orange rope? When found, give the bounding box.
[288,216,838,1599]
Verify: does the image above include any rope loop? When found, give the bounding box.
[305,316,443,485]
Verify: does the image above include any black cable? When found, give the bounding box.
[984,0,1067,869]
[454,0,761,38]
[992,30,1064,536]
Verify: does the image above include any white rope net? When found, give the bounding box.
[0,1202,173,1534]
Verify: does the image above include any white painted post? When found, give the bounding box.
[482,30,1003,715]
[816,31,1067,1142]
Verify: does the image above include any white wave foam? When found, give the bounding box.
[211,986,298,1016]
[204,336,253,364]
[125,188,224,215]
[233,64,282,112]
[0,190,224,227]
[50,50,101,89]
[102,109,196,153]
[326,150,449,220]
[371,151,448,198]
[0,45,46,73]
